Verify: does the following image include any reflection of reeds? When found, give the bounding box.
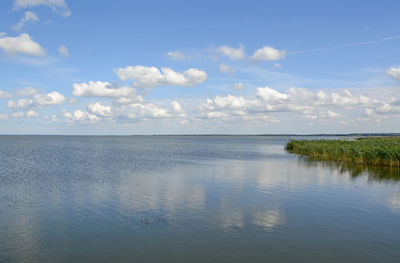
[298,157,400,182]
[286,137,400,167]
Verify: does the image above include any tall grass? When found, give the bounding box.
[286,137,400,167]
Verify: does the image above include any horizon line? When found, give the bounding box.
[0,133,399,136]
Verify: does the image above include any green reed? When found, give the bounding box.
[286,137,400,167]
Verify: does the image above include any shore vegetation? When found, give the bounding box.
[286,137,400,167]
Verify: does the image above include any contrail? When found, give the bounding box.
[287,35,400,56]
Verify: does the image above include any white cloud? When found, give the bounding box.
[169,101,186,117]
[0,90,13,99]
[198,86,379,122]
[326,110,339,118]
[200,95,258,112]
[33,91,66,106]
[201,111,229,119]
[219,64,236,74]
[118,103,169,119]
[63,109,99,123]
[198,93,272,121]
[13,0,71,17]
[0,33,45,56]
[114,97,144,104]
[250,46,286,61]
[114,66,207,88]
[363,98,400,118]
[12,11,39,32]
[72,81,141,101]
[215,44,245,60]
[26,110,39,117]
[386,67,400,81]
[8,99,33,108]
[117,101,185,120]
[63,98,186,124]
[232,82,245,90]
[256,87,288,102]
[8,91,65,108]
[273,63,282,68]
[16,86,40,96]
[167,51,186,60]
[58,45,69,57]
[88,102,112,117]
[313,89,371,106]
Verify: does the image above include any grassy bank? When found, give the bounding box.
[286,137,400,167]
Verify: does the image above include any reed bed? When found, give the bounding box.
[286,137,400,167]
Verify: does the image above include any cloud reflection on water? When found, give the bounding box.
[389,191,400,212]
[252,209,284,229]
[2,136,400,263]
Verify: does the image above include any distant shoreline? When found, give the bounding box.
[0,133,399,137]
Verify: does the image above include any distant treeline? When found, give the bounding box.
[286,137,400,167]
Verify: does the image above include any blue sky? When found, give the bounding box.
[0,0,400,134]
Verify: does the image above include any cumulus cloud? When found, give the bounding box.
[219,64,236,74]
[72,81,142,102]
[326,110,339,118]
[167,51,186,60]
[62,98,185,124]
[201,111,229,120]
[363,98,400,118]
[386,67,400,81]
[88,102,112,117]
[26,110,40,117]
[58,45,69,57]
[10,110,40,118]
[117,101,185,120]
[0,90,13,99]
[198,86,378,122]
[12,11,39,32]
[33,91,66,106]
[200,95,258,112]
[8,99,32,109]
[256,87,288,102]
[114,66,207,88]
[169,101,186,116]
[8,91,66,108]
[0,33,45,56]
[71,79,187,122]
[63,109,99,123]
[215,44,245,60]
[313,89,371,107]
[250,46,286,61]
[16,86,40,96]
[13,0,71,17]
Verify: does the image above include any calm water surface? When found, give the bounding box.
[0,136,399,262]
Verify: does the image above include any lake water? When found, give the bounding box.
[0,135,399,262]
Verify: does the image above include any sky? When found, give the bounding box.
[0,0,400,135]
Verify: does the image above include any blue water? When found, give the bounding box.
[0,136,399,262]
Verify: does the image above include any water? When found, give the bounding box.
[0,135,399,263]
